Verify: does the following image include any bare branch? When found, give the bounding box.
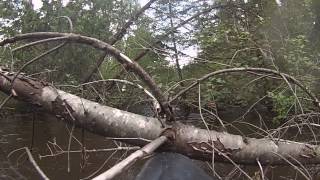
[12,37,68,52]
[1,69,320,165]
[170,67,320,111]
[67,123,75,173]
[0,94,12,110]
[11,42,66,86]
[60,79,159,104]
[83,0,158,83]
[24,147,50,180]
[0,32,174,121]
[93,136,168,180]
[56,16,74,32]
[108,0,157,45]
[39,147,140,159]
[59,79,163,125]
[104,4,224,89]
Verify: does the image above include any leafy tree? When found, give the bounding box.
[190,0,319,115]
[0,0,167,85]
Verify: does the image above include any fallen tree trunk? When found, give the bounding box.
[1,68,320,165]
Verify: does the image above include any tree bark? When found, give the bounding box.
[1,68,320,165]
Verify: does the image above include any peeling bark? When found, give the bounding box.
[1,69,320,165]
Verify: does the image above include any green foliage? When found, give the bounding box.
[1,0,320,115]
[0,0,163,84]
[186,0,320,112]
[267,91,295,125]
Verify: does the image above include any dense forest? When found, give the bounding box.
[1,0,320,179]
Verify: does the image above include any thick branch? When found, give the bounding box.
[93,136,168,180]
[0,32,173,121]
[1,69,320,165]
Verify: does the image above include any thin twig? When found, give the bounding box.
[59,79,158,104]
[0,94,13,110]
[67,123,75,173]
[12,36,68,52]
[256,159,265,180]
[198,84,220,178]
[108,0,157,44]
[24,147,50,180]
[64,101,77,173]
[11,42,66,86]
[105,4,223,88]
[271,152,311,180]
[83,0,157,83]
[80,151,118,180]
[170,67,320,111]
[7,147,26,159]
[213,146,253,180]
[59,78,164,126]
[39,147,140,158]
[56,16,74,32]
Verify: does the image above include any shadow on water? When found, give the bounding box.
[0,101,320,179]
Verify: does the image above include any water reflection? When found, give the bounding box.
[0,111,143,180]
[0,105,319,179]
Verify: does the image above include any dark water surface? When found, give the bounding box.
[0,104,320,179]
[0,110,146,180]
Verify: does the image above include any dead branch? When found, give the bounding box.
[0,94,12,110]
[108,0,158,45]
[105,4,223,88]
[93,136,168,180]
[0,32,174,121]
[170,67,320,111]
[11,42,66,86]
[83,0,158,83]
[12,37,68,52]
[1,69,320,165]
[39,147,140,159]
[24,147,50,180]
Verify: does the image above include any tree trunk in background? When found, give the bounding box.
[310,0,320,47]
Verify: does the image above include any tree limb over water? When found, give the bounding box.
[0,67,320,165]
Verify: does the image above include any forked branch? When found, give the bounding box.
[0,32,173,122]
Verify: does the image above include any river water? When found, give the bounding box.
[0,101,319,179]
